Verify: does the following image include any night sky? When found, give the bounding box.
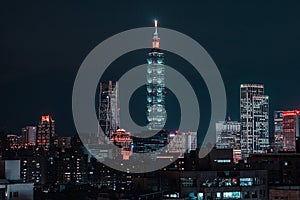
[1,1,300,136]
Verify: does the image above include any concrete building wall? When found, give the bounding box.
[5,160,20,180]
[6,183,34,200]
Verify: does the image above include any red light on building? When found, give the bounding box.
[110,129,133,160]
[37,139,40,143]
[282,110,300,116]
[41,115,50,122]
[282,112,296,116]
[282,110,300,152]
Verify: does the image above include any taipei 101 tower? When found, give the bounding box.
[146,20,166,130]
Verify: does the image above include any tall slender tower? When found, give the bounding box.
[146,20,166,130]
[99,81,120,140]
[274,111,284,152]
[240,84,269,159]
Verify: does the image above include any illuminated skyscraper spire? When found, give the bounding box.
[146,20,166,130]
[152,20,160,48]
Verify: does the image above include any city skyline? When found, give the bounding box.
[2,2,300,199]
[0,81,296,137]
[2,1,300,137]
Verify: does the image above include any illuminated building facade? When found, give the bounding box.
[282,110,300,152]
[216,121,241,149]
[110,129,133,160]
[146,20,166,130]
[167,131,197,153]
[37,115,55,151]
[175,170,268,199]
[240,84,269,159]
[22,126,36,146]
[274,111,284,152]
[19,156,43,184]
[215,120,242,163]
[59,148,88,184]
[99,81,119,140]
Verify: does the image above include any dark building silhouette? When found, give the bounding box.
[247,153,300,186]
[132,130,168,153]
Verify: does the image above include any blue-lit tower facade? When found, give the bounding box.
[146,20,166,130]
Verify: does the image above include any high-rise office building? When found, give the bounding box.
[274,111,284,152]
[37,115,55,151]
[98,81,120,140]
[22,126,36,146]
[282,110,300,152]
[240,84,269,159]
[215,120,242,163]
[146,20,166,130]
[216,120,241,149]
[167,131,197,154]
